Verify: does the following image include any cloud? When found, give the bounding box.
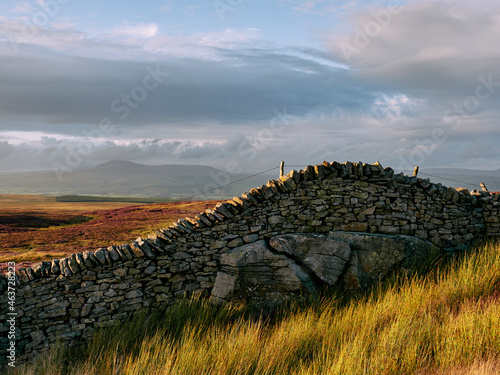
[0,25,374,132]
[0,1,500,173]
[159,0,173,12]
[326,2,500,98]
[10,1,35,14]
[293,0,328,13]
[0,141,14,159]
[315,0,500,167]
[110,23,159,39]
[40,136,60,146]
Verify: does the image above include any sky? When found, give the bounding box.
[0,0,500,177]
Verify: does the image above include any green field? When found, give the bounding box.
[8,242,500,375]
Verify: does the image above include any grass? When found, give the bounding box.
[9,242,500,375]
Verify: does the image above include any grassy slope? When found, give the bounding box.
[9,243,500,375]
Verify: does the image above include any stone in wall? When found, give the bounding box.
[269,233,351,285]
[211,240,316,309]
[329,231,434,290]
[211,232,434,309]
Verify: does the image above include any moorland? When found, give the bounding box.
[0,194,219,273]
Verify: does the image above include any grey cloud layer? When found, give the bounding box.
[1,0,500,173]
[0,36,378,132]
[328,2,500,98]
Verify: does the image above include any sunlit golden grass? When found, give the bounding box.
[9,242,500,375]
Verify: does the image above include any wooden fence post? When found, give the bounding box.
[413,166,419,177]
[280,161,285,178]
[480,182,490,193]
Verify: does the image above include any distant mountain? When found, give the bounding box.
[0,160,275,199]
[419,167,500,192]
[2,161,498,198]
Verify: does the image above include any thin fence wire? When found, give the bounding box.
[182,166,280,201]
[394,169,480,189]
[418,172,479,188]
[178,163,491,201]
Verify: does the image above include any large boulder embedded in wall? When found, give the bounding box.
[211,232,435,307]
[270,233,351,285]
[329,232,435,290]
[211,240,316,307]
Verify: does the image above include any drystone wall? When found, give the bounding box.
[210,231,437,312]
[1,160,499,366]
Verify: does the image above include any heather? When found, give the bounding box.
[0,198,218,271]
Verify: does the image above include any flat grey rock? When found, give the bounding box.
[329,231,433,290]
[211,240,315,306]
[270,233,351,285]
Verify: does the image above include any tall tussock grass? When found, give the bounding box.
[10,242,500,375]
